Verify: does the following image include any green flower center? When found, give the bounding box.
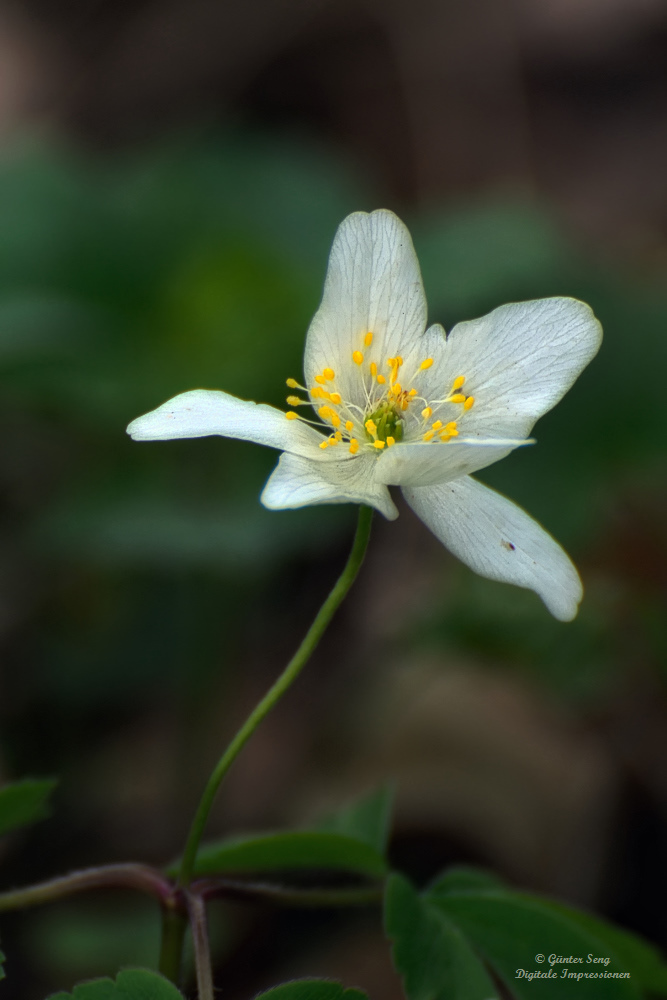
[365,401,404,443]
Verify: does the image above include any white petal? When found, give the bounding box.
[126,389,326,459]
[374,437,533,488]
[304,210,427,406]
[261,452,399,520]
[442,298,602,438]
[402,476,582,620]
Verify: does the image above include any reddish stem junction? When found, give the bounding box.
[0,863,381,992]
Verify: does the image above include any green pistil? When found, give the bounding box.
[366,402,404,443]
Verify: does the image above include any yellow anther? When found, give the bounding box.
[345,420,354,432]
[285,411,299,420]
[331,413,341,428]
[420,358,434,370]
[464,396,475,410]
[377,374,386,384]
[453,375,466,390]
[387,357,395,366]
[373,440,386,450]
[310,386,325,399]
[421,407,432,419]
[334,431,343,441]
[319,440,329,449]
[445,421,458,433]
[423,430,435,442]
[349,439,359,455]
[386,436,396,447]
[440,433,452,442]
[352,350,364,365]
[329,392,342,405]
[396,356,403,365]
[364,332,373,347]
[286,378,299,388]
[315,375,327,385]
[449,393,466,404]
[323,367,335,380]
[365,419,377,437]
[329,435,339,446]
[408,388,417,396]
[392,382,402,395]
[432,420,443,431]
[286,395,302,406]
[400,399,409,411]
[370,361,377,377]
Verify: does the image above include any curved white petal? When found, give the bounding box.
[304,209,427,407]
[126,389,327,459]
[374,437,533,488]
[442,298,602,439]
[402,476,582,620]
[261,452,399,520]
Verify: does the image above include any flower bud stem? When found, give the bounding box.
[176,504,374,891]
[160,506,374,980]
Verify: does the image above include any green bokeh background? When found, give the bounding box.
[0,48,666,1000]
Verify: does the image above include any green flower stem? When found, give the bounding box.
[159,905,188,983]
[187,893,214,1000]
[0,863,171,912]
[177,504,374,891]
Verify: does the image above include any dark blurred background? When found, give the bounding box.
[0,0,666,996]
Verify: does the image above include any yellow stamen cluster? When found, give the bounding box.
[423,418,459,443]
[388,381,411,412]
[444,374,474,411]
[387,355,403,385]
[283,338,476,456]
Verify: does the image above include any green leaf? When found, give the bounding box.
[385,873,499,1000]
[168,831,387,880]
[47,986,116,1000]
[539,899,667,994]
[255,980,368,1000]
[46,967,184,999]
[428,866,505,896]
[169,788,393,881]
[428,885,641,999]
[317,784,394,854]
[0,778,58,838]
[429,867,667,995]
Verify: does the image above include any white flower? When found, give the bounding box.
[127,210,602,621]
